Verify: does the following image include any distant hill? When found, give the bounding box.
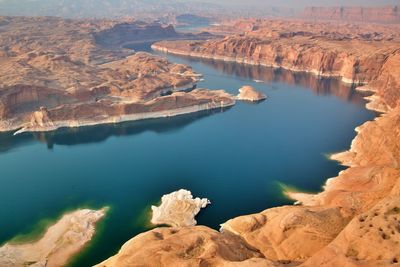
[0,0,223,19]
[0,0,296,20]
[302,6,400,24]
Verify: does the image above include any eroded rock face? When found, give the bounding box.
[221,206,351,262]
[237,86,266,102]
[152,20,400,85]
[151,189,210,227]
[95,226,279,267]
[0,208,106,267]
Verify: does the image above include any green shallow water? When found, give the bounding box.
[0,43,375,266]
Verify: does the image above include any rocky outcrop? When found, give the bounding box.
[152,38,393,85]
[0,208,106,267]
[237,86,266,102]
[151,189,210,227]
[221,206,351,262]
[302,6,400,24]
[29,107,54,129]
[95,226,279,267]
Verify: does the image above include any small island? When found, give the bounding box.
[151,189,210,227]
[237,85,267,102]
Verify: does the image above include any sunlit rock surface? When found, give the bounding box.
[95,226,279,267]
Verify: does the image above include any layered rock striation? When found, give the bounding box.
[152,20,400,85]
[95,226,277,267]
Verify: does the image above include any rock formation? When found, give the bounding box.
[237,86,266,102]
[221,206,351,262]
[152,20,400,85]
[151,189,210,227]
[95,226,277,267]
[0,208,106,267]
[0,16,235,134]
[98,19,400,266]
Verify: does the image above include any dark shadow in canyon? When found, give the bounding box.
[0,107,231,154]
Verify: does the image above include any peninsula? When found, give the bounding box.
[0,208,106,267]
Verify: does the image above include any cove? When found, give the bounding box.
[0,42,375,266]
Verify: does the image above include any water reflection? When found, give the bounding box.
[125,41,367,106]
[0,108,228,154]
[178,56,368,105]
[123,41,367,105]
[0,43,370,154]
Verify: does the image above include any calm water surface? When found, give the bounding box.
[0,42,375,266]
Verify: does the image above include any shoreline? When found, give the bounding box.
[10,99,235,135]
[101,40,399,265]
[151,42,393,208]
[151,44,366,85]
[0,208,107,267]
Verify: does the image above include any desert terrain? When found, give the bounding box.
[1,5,400,267]
[0,17,234,134]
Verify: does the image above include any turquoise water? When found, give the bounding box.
[0,43,375,266]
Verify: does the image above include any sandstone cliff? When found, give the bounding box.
[152,21,400,85]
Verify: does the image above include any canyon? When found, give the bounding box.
[99,19,400,266]
[0,17,234,134]
[1,12,399,267]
